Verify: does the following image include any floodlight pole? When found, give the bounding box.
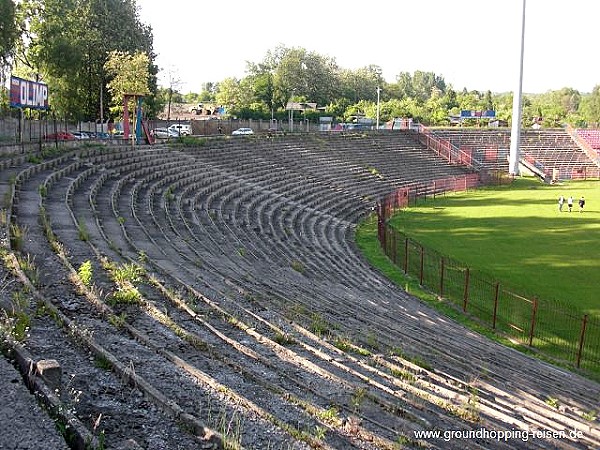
[509,0,527,176]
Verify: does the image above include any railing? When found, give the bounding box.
[520,152,552,180]
[565,124,600,164]
[416,125,484,171]
[376,176,599,374]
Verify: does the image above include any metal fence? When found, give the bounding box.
[0,115,108,144]
[377,176,599,373]
[0,116,320,145]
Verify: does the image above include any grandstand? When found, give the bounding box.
[429,127,600,180]
[577,128,600,151]
[0,132,599,449]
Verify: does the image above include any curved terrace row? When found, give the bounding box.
[1,133,599,449]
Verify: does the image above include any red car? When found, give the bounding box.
[44,131,76,141]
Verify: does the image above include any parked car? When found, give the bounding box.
[151,127,178,139]
[71,131,91,140]
[232,127,254,136]
[44,132,76,141]
[168,124,191,136]
[91,132,111,139]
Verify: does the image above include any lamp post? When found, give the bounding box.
[509,0,526,176]
[289,89,295,133]
[376,86,381,130]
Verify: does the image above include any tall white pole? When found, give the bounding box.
[509,0,527,175]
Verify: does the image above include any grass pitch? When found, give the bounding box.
[388,177,600,318]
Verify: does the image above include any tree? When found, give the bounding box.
[265,45,341,109]
[483,90,494,110]
[104,50,150,118]
[580,86,600,126]
[104,50,150,95]
[389,71,447,103]
[245,70,275,117]
[215,77,242,114]
[22,0,156,120]
[161,66,181,121]
[339,65,385,104]
[0,0,18,111]
[246,60,275,116]
[426,95,450,125]
[0,0,18,67]
[493,92,514,122]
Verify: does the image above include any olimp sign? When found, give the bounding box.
[10,76,49,110]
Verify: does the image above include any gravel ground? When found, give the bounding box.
[0,354,69,450]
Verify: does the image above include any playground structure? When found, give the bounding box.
[122,93,153,144]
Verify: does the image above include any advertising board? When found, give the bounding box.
[10,76,49,110]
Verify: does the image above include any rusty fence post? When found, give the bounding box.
[492,282,500,329]
[462,267,470,312]
[403,237,409,274]
[576,314,589,368]
[419,245,424,286]
[439,257,445,297]
[528,297,538,347]
[391,229,397,265]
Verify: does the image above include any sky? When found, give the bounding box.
[136,0,599,95]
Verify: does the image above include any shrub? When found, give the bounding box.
[78,260,93,287]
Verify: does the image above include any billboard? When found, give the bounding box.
[10,76,49,110]
[460,110,496,118]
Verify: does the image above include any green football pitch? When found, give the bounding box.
[388,177,600,318]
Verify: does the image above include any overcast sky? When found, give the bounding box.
[136,0,599,95]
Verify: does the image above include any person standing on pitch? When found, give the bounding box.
[558,195,565,212]
[579,196,585,212]
[567,195,574,212]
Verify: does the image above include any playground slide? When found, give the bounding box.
[141,120,154,145]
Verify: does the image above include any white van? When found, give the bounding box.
[167,124,192,136]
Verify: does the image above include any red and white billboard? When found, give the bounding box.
[10,76,49,110]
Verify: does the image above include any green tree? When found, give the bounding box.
[324,98,350,121]
[339,65,384,104]
[145,43,600,127]
[483,90,494,110]
[104,50,150,119]
[0,0,18,111]
[391,71,447,103]
[425,94,450,125]
[493,92,514,123]
[246,61,275,116]
[442,87,459,110]
[215,77,242,115]
[200,82,218,99]
[0,0,18,66]
[379,98,411,121]
[266,45,340,109]
[529,88,581,127]
[22,0,156,120]
[104,50,150,96]
[580,85,600,126]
